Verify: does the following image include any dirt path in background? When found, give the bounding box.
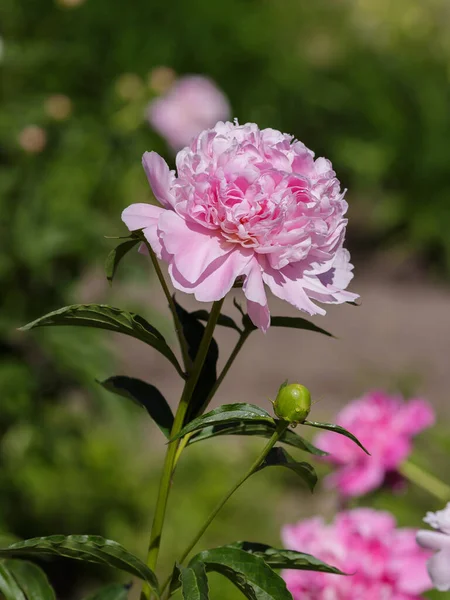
[104,274,450,419]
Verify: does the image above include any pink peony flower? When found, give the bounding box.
[282,508,432,599]
[122,121,358,331]
[316,390,435,497]
[148,75,231,151]
[417,503,450,591]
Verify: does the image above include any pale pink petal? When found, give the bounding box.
[247,300,270,333]
[427,548,450,591]
[142,151,176,208]
[169,247,253,302]
[158,211,231,283]
[263,264,326,316]
[121,202,165,232]
[416,531,450,552]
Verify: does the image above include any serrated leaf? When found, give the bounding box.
[171,404,275,442]
[0,535,159,596]
[178,562,209,600]
[189,546,292,600]
[86,583,131,600]
[258,447,317,491]
[190,310,242,334]
[2,560,56,600]
[188,422,328,456]
[106,238,140,284]
[303,421,369,454]
[20,304,183,377]
[174,301,219,420]
[99,376,174,438]
[244,315,333,337]
[227,543,344,574]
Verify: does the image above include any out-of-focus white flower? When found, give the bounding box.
[417,503,450,591]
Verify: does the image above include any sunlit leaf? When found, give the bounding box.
[105,238,140,284]
[177,562,209,600]
[85,583,131,600]
[1,560,56,600]
[257,447,317,491]
[303,421,369,454]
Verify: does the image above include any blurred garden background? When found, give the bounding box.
[2,0,450,597]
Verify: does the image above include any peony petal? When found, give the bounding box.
[247,300,270,333]
[142,151,176,208]
[121,202,165,232]
[158,210,231,283]
[169,247,253,302]
[326,461,385,497]
[427,548,450,591]
[399,399,435,436]
[263,263,326,316]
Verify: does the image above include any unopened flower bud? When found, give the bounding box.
[273,382,311,425]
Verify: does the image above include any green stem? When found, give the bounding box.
[143,238,192,373]
[201,329,250,411]
[400,460,450,503]
[161,421,289,598]
[142,299,225,599]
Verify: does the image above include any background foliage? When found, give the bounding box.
[2,0,450,597]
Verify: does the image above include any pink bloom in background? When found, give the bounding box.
[122,121,358,331]
[282,508,432,599]
[148,75,231,151]
[316,390,435,497]
[417,503,450,591]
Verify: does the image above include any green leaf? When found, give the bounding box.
[244,315,334,337]
[257,447,317,492]
[0,562,26,600]
[106,238,140,284]
[99,376,174,438]
[0,535,159,596]
[178,562,209,600]
[20,304,183,377]
[86,583,131,600]
[190,310,242,334]
[303,420,370,454]
[171,404,275,441]
[188,422,328,456]
[174,301,219,420]
[1,560,56,600]
[189,546,292,600]
[227,543,344,575]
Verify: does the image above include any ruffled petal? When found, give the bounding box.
[142,151,176,208]
[169,247,253,302]
[121,202,165,232]
[158,211,231,283]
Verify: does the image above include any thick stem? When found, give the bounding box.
[400,460,450,503]
[142,299,225,599]
[143,239,192,373]
[161,421,289,597]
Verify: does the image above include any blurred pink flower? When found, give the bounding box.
[148,75,231,151]
[282,508,432,599]
[316,390,435,497]
[417,503,450,591]
[122,121,358,331]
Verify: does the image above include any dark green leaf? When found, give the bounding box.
[99,376,174,438]
[303,421,370,454]
[188,422,328,456]
[20,304,183,377]
[106,239,140,284]
[2,560,56,600]
[244,315,333,337]
[0,562,26,600]
[171,404,275,441]
[174,301,219,420]
[190,310,242,334]
[178,562,209,600]
[258,447,317,491]
[227,543,344,574]
[189,546,292,600]
[0,535,159,596]
[86,583,131,600]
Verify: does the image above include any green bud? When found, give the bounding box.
[273,382,311,425]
